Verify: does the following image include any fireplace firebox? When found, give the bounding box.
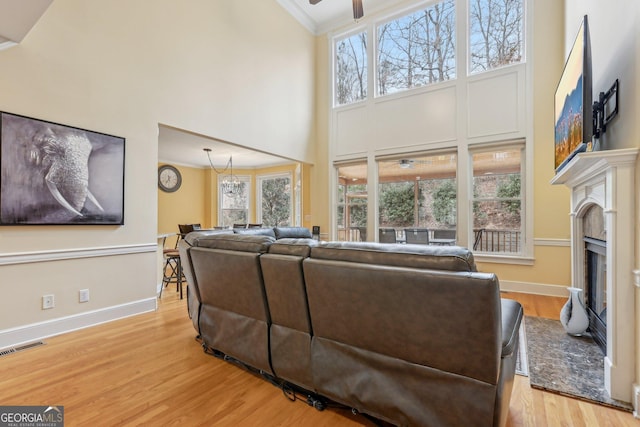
[584,236,606,354]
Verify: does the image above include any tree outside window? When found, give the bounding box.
[259,174,292,227]
[377,0,456,96]
[335,31,367,106]
[469,0,524,74]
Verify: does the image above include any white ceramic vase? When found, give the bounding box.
[559,287,589,336]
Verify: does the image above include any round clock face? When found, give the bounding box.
[158,165,182,192]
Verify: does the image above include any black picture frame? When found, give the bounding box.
[0,112,125,225]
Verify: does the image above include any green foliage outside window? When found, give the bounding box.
[379,182,418,226]
[432,179,457,225]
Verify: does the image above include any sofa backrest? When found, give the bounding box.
[273,227,313,239]
[185,233,275,374]
[310,241,477,272]
[303,254,502,425]
[304,258,500,382]
[259,238,319,390]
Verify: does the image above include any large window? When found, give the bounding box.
[377,0,456,96]
[219,176,250,228]
[378,153,457,242]
[471,145,523,253]
[469,0,524,74]
[334,31,368,106]
[258,173,292,227]
[336,162,368,241]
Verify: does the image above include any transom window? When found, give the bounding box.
[469,0,525,74]
[332,0,526,105]
[334,31,368,106]
[377,0,456,96]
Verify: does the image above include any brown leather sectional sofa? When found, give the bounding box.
[178,227,523,427]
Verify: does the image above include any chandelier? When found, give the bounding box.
[204,148,242,197]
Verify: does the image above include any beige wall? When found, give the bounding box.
[158,164,207,248]
[158,162,304,245]
[0,0,316,337]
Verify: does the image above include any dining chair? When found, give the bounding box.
[379,228,397,243]
[432,229,456,245]
[178,223,202,235]
[404,228,430,245]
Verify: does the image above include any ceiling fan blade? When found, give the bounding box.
[309,0,322,5]
[353,0,364,20]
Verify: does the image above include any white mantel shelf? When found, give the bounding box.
[550,147,639,409]
[550,147,639,187]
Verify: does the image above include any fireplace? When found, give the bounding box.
[584,236,606,352]
[551,147,639,411]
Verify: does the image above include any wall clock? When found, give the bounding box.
[158,165,182,193]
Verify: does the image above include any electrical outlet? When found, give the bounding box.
[79,289,90,303]
[42,294,55,310]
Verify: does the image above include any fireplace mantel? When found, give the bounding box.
[551,147,639,409]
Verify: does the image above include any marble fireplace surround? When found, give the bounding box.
[551,147,639,411]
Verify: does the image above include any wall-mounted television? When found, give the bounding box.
[554,15,592,173]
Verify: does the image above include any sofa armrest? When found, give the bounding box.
[500,298,523,357]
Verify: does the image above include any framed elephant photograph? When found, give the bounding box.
[0,112,125,225]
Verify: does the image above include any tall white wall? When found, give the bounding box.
[0,0,315,345]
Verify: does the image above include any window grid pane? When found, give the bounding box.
[336,163,368,241]
[260,175,292,227]
[376,0,456,96]
[472,148,523,253]
[335,32,368,106]
[469,0,525,74]
[378,153,457,243]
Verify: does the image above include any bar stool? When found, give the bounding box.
[160,235,183,299]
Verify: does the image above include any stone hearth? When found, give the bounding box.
[551,147,638,411]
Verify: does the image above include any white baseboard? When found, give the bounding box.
[499,280,569,297]
[0,298,157,350]
[633,384,640,418]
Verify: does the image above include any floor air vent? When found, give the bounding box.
[0,341,45,357]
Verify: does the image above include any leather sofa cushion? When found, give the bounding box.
[186,233,274,253]
[311,241,477,272]
[500,298,523,356]
[268,238,318,257]
[274,227,313,239]
[233,227,277,238]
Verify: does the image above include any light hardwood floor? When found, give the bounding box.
[0,288,637,426]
